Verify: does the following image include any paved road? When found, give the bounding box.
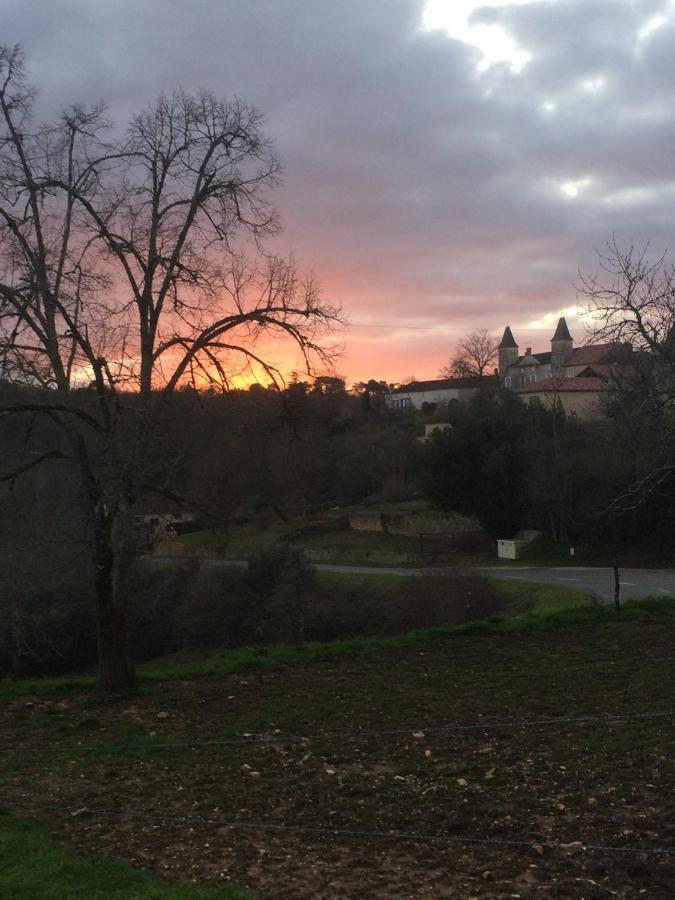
[148,557,675,603]
[316,563,675,603]
[478,566,675,603]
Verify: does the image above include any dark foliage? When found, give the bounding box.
[420,386,675,551]
[420,390,532,537]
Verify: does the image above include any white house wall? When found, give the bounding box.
[387,387,479,409]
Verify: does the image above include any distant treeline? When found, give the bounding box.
[2,374,675,676]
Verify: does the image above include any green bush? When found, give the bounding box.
[247,545,315,642]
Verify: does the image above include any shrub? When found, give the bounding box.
[247,546,315,643]
[380,572,505,635]
[130,560,252,658]
[303,571,507,642]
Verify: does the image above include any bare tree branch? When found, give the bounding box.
[0,449,66,482]
[441,330,498,379]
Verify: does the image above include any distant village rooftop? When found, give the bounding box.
[389,375,492,395]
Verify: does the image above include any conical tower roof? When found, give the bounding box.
[551,317,572,342]
[498,326,518,349]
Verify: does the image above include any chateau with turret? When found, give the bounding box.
[499,316,633,418]
[386,316,632,419]
[498,316,627,384]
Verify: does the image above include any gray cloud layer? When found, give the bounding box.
[4,0,675,378]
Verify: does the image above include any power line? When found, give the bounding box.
[3,709,673,756]
[4,796,673,856]
[347,321,459,331]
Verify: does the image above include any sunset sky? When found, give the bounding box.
[5,0,675,384]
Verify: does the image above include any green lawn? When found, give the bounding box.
[316,571,597,617]
[0,815,246,899]
[179,500,487,568]
[494,578,595,616]
[315,570,410,590]
[182,525,484,567]
[180,524,283,559]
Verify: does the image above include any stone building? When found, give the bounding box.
[385,375,496,410]
[499,316,632,418]
[385,316,631,418]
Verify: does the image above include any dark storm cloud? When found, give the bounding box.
[4,0,675,378]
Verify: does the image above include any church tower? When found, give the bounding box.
[498,326,518,378]
[550,317,573,375]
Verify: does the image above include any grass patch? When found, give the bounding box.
[180,523,433,566]
[300,529,429,565]
[3,593,673,700]
[83,723,203,760]
[315,570,409,590]
[181,522,488,567]
[494,578,595,616]
[181,525,283,559]
[0,814,246,899]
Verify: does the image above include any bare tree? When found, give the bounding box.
[441,330,498,379]
[578,239,675,350]
[578,238,675,604]
[578,238,675,427]
[0,46,340,691]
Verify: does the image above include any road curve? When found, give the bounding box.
[316,563,675,603]
[146,557,675,603]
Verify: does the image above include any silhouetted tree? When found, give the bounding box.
[441,330,498,379]
[0,46,339,691]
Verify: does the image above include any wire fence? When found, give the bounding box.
[4,712,674,870]
[2,708,673,756]
[3,796,673,857]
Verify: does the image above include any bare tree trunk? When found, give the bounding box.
[549,512,558,542]
[139,338,154,397]
[95,583,136,692]
[93,514,137,693]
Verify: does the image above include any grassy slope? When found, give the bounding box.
[0,815,246,900]
[0,582,670,700]
[494,578,594,615]
[181,526,442,566]
[180,514,490,567]
[179,525,603,569]
[180,513,675,569]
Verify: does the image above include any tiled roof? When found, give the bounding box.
[576,363,634,380]
[507,343,629,372]
[509,351,551,369]
[516,376,608,394]
[515,351,552,367]
[391,376,496,394]
[566,344,622,366]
